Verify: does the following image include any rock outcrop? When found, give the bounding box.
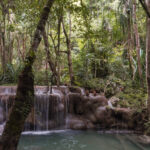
[0,86,147,133]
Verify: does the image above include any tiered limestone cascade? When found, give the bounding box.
[0,86,146,134]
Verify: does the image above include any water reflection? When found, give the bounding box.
[18,130,150,150]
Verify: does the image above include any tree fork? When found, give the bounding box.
[0,0,55,150]
[43,29,58,83]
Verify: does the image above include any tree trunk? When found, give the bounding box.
[22,34,26,61]
[62,16,75,85]
[133,0,143,84]
[43,30,58,83]
[139,0,150,117]
[56,15,62,86]
[146,0,150,117]
[126,7,135,79]
[0,1,8,74]
[0,29,3,70]
[0,0,55,150]
[147,17,150,117]
[0,23,6,74]
[8,39,14,64]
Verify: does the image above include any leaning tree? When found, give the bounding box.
[0,0,55,150]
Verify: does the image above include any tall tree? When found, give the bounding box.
[139,0,150,116]
[0,1,8,74]
[145,0,150,116]
[0,0,55,150]
[132,0,143,84]
[0,0,14,73]
[125,0,135,79]
[62,14,75,85]
[56,12,62,86]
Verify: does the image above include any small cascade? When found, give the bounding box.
[0,87,16,134]
[0,86,69,134]
[24,87,67,131]
[0,123,5,133]
[108,101,114,109]
[64,92,71,129]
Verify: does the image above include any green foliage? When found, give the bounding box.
[0,64,23,85]
[80,75,122,97]
[0,0,148,113]
[116,81,147,110]
[144,120,150,135]
[34,70,52,86]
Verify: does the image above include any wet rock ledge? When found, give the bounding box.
[0,86,147,133]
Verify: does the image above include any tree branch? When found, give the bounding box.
[49,32,57,54]
[43,29,58,81]
[139,0,150,18]
[60,50,68,54]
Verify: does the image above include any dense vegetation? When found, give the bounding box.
[1,0,150,149]
[0,0,149,118]
[0,0,148,109]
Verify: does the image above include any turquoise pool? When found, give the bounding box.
[18,130,150,150]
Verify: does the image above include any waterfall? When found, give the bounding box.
[0,86,70,134]
[0,87,16,134]
[24,87,67,131]
[0,86,127,134]
[108,101,114,109]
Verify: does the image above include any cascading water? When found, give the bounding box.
[0,86,72,134]
[29,86,73,131]
[0,86,133,135]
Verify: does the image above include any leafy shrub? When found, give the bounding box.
[116,82,147,109]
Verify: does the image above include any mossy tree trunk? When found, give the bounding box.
[0,1,7,74]
[0,0,55,150]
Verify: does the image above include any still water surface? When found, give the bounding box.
[18,130,150,150]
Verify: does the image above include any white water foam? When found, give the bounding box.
[0,123,5,135]
[22,130,70,135]
[108,101,114,109]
